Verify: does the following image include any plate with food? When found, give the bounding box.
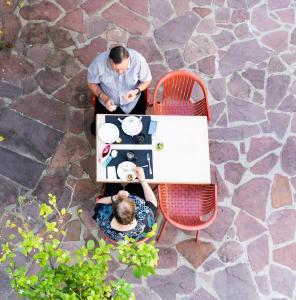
[98,123,119,143]
[117,161,137,181]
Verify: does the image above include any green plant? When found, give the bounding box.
[0,193,158,300]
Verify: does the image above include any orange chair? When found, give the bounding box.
[156,184,217,242]
[91,88,150,110]
[152,70,211,122]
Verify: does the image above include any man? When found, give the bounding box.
[87,46,152,135]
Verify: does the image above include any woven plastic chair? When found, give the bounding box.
[156,184,217,242]
[91,88,150,110]
[152,70,211,123]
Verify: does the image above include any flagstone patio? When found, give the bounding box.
[0,0,296,299]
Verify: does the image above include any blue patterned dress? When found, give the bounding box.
[94,194,156,241]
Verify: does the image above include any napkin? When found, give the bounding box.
[107,166,117,180]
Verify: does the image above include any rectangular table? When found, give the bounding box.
[96,114,211,184]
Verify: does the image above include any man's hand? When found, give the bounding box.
[105,99,117,112]
[123,89,139,103]
[135,167,145,182]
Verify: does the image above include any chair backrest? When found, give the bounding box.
[153,70,211,122]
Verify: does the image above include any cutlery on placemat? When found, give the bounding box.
[147,153,152,175]
[140,165,148,168]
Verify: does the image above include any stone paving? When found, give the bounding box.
[0,0,296,299]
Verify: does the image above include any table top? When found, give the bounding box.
[96,114,211,184]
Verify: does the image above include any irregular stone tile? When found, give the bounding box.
[268,0,290,10]
[102,3,150,34]
[69,163,84,178]
[64,220,81,241]
[271,174,292,208]
[184,288,218,300]
[106,27,127,43]
[172,0,189,16]
[0,0,18,13]
[155,12,199,50]
[247,234,268,272]
[150,0,174,23]
[133,287,161,300]
[203,258,224,271]
[193,7,212,18]
[278,94,296,112]
[210,165,229,201]
[217,113,227,126]
[68,109,84,135]
[20,22,49,44]
[84,108,96,149]
[19,1,62,21]
[0,175,20,208]
[128,37,162,63]
[67,178,98,202]
[211,102,225,123]
[268,56,286,73]
[247,0,261,7]
[25,45,49,67]
[85,16,108,38]
[215,7,230,23]
[61,62,82,79]
[81,0,109,16]
[0,148,45,189]
[34,175,65,203]
[56,0,82,10]
[219,39,269,76]
[74,37,107,66]
[273,243,296,270]
[212,30,235,48]
[21,77,38,94]
[228,73,251,98]
[54,71,89,108]
[242,68,265,89]
[213,264,260,300]
[255,275,271,296]
[156,221,178,246]
[251,4,280,32]
[176,239,215,269]
[267,112,290,139]
[49,26,75,49]
[193,0,212,4]
[235,210,266,242]
[2,15,21,44]
[209,125,260,141]
[269,264,296,297]
[202,206,234,241]
[262,31,289,52]
[147,266,196,299]
[46,49,74,68]
[232,178,271,221]
[231,9,249,23]
[35,68,66,94]
[252,91,263,104]
[250,153,278,175]
[197,56,215,76]
[0,108,62,162]
[224,162,246,184]
[120,0,148,16]
[208,78,226,101]
[217,241,243,263]
[164,49,184,69]
[80,154,96,183]
[291,28,296,45]
[247,137,281,162]
[0,53,34,83]
[0,82,22,99]
[292,115,296,133]
[278,9,294,22]
[281,52,296,65]
[157,247,178,269]
[49,134,90,172]
[267,209,296,244]
[58,8,85,33]
[228,96,265,123]
[234,23,253,39]
[228,0,247,8]
[0,266,11,297]
[196,19,217,34]
[150,64,169,88]
[209,141,239,164]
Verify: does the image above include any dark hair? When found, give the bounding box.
[112,197,135,225]
[109,46,129,64]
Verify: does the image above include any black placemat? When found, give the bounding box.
[107,149,153,180]
[105,115,152,145]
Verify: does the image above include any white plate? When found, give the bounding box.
[98,123,119,143]
[117,161,137,181]
[121,116,143,136]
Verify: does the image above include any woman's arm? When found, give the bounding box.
[136,167,158,207]
[95,195,112,204]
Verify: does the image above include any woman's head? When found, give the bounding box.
[112,192,135,225]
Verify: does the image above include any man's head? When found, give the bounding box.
[112,191,135,225]
[109,46,129,74]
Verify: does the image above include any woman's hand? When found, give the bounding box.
[135,167,145,182]
[116,190,129,200]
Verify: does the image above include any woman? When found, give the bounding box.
[93,167,157,241]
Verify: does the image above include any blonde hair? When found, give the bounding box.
[112,193,135,225]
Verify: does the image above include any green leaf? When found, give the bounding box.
[0,135,4,142]
[87,240,95,251]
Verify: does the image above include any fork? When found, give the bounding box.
[147,153,152,175]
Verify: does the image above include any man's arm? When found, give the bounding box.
[87,82,109,104]
[137,80,151,93]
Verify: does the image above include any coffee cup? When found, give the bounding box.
[134,133,145,144]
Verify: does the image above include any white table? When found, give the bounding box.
[96,114,211,184]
